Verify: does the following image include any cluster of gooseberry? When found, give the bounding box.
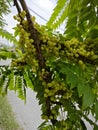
[39,69,73,125]
[40,36,98,70]
[13,11,98,71]
[12,11,39,72]
[12,11,98,129]
[33,22,98,70]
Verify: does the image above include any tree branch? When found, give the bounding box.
[13,0,53,124]
[13,0,21,13]
[19,0,46,69]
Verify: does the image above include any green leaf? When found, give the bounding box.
[0,50,16,60]
[0,28,18,44]
[34,76,45,105]
[0,0,11,27]
[95,100,98,120]
[94,125,98,130]
[55,60,96,109]
[37,121,47,130]
[8,71,15,90]
[79,6,92,21]
[87,29,98,39]
[0,74,6,94]
[59,62,81,89]
[47,0,67,27]
[93,0,98,5]
[77,82,86,97]
[52,3,69,29]
[82,86,95,109]
[38,121,54,130]
[23,70,34,90]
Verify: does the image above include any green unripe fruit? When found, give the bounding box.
[75,54,79,58]
[49,115,53,119]
[20,11,26,18]
[50,97,55,102]
[78,60,83,65]
[41,115,48,120]
[32,16,36,21]
[51,109,56,114]
[45,89,49,93]
[78,60,85,70]
[47,83,52,87]
[13,15,17,20]
[44,93,48,98]
[91,55,98,60]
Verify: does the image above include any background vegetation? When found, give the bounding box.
[0,95,23,130]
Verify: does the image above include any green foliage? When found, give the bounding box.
[47,0,68,28]
[0,28,18,44]
[0,0,12,27]
[38,121,55,130]
[47,0,98,40]
[0,0,17,46]
[0,95,23,130]
[53,60,96,109]
[0,66,34,101]
[0,49,16,60]
[95,100,98,120]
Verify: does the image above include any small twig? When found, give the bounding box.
[13,0,21,14]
